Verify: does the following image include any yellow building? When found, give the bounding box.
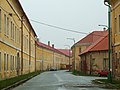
[111,0,120,80]
[36,41,71,71]
[80,34,108,74]
[71,31,108,71]
[0,0,37,80]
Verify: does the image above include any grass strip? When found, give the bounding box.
[0,71,40,89]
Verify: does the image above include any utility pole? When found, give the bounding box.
[104,0,112,83]
[64,45,71,71]
[67,38,76,70]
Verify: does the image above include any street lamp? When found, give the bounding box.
[64,45,71,71]
[104,0,112,83]
[98,25,108,28]
[67,38,76,70]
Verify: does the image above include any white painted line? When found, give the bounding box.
[57,87,67,90]
[54,74,63,82]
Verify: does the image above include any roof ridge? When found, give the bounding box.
[89,34,108,51]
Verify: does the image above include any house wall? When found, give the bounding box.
[71,44,89,71]
[81,51,109,74]
[111,0,120,80]
[0,0,36,80]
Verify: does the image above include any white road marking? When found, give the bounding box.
[57,87,67,90]
[54,74,63,82]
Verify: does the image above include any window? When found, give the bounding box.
[11,21,12,39]
[15,56,17,69]
[114,18,117,33]
[18,29,20,43]
[4,53,6,71]
[4,14,7,35]
[15,26,17,42]
[13,24,14,40]
[10,55,12,70]
[119,15,120,32]
[0,52,1,72]
[79,47,81,53]
[0,9,1,32]
[7,17,9,36]
[7,54,9,71]
[13,56,14,70]
[103,58,108,70]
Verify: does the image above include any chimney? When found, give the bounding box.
[36,38,39,41]
[103,28,106,31]
[48,41,50,46]
[52,44,54,48]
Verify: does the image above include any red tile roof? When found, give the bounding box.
[36,42,68,56]
[75,31,108,45]
[58,49,72,56]
[80,33,108,55]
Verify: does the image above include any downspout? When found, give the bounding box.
[21,16,24,75]
[35,39,37,72]
[29,29,31,73]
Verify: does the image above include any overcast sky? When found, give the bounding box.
[19,0,108,49]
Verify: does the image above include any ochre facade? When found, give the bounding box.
[111,0,120,80]
[0,0,36,80]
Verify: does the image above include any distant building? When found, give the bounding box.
[58,49,72,70]
[79,33,109,74]
[111,0,120,80]
[71,30,108,71]
[36,41,71,71]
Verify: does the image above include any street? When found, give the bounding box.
[12,70,112,90]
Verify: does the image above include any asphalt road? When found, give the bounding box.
[12,70,113,90]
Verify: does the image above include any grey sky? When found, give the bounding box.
[19,0,107,49]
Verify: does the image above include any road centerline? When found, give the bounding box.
[54,73,63,82]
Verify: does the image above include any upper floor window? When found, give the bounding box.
[4,14,7,35]
[0,52,1,72]
[13,23,14,40]
[79,47,81,53]
[119,15,120,32]
[114,18,117,34]
[15,26,17,42]
[0,9,1,33]
[7,17,9,36]
[11,21,12,39]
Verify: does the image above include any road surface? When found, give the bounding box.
[12,70,113,90]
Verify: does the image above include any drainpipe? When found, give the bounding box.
[21,16,24,75]
[29,29,31,73]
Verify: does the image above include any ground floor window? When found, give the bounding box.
[103,58,108,70]
[0,52,1,72]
